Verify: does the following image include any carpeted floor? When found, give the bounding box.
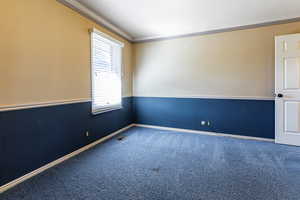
[1,126,300,200]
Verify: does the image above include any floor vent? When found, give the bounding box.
[151,168,160,172]
[117,136,126,141]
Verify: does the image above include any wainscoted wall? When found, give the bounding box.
[132,21,300,141]
[0,0,133,187]
[0,97,133,186]
[2,0,296,189]
[133,97,275,139]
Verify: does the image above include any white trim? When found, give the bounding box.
[133,95,275,101]
[57,0,133,41]
[122,95,133,98]
[90,29,123,114]
[133,17,300,43]
[0,96,133,112]
[53,2,300,43]
[134,124,275,142]
[0,99,91,112]
[274,33,300,40]
[0,95,270,112]
[92,105,123,115]
[57,0,300,43]
[0,124,134,194]
[0,123,273,193]
[90,28,124,47]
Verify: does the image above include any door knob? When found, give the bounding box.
[277,93,283,98]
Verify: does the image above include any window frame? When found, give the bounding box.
[90,28,124,115]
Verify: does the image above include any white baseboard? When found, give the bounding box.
[0,123,274,194]
[0,124,134,194]
[133,95,275,101]
[134,124,275,142]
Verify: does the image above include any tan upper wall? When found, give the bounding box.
[133,22,300,99]
[0,0,133,107]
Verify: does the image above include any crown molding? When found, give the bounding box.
[133,17,300,43]
[57,0,133,41]
[57,0,300,44]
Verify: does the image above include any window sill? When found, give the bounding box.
[92,106,122,115]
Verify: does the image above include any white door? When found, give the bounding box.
[275,33,300,146]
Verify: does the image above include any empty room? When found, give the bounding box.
[1,0,300,199]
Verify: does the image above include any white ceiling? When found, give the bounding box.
[75,0,300,41]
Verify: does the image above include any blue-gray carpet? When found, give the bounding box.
[1,127,300,200]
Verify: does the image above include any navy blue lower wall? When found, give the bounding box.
[0,97,133,186]
[0,96,275,186]
[133,97,275,139]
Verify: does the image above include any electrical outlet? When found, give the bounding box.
[201,121,206,126]
[86,131,90,137]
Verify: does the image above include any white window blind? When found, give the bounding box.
[91,29,124,114]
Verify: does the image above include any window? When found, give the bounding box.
[90,28,124,114]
